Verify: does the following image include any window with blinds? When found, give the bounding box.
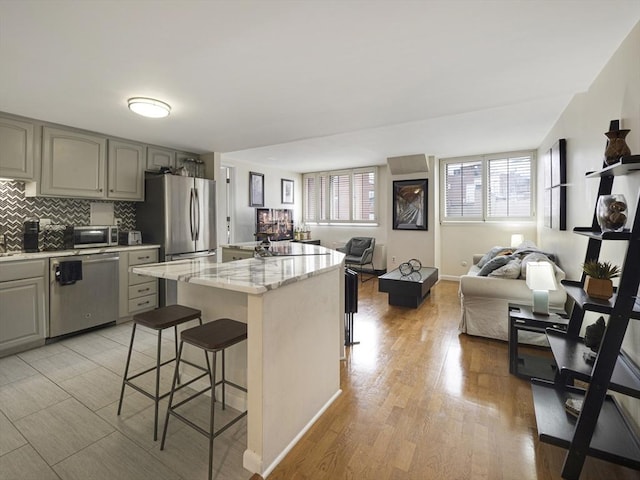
[441,151,534,222]
[303,167,377,224]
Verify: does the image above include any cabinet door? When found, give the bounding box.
[0,277,46,356]
[108,140,144,200]
[147,146,175,171]
[41,127,106,198]
[0,116,35,180]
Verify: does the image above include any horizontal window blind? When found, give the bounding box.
[441,151,534,222]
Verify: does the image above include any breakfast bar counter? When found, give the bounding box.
[131,242,345,477]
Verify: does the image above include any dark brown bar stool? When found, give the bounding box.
[117,304,210,441]
[160,318,248,480]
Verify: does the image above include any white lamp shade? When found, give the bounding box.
[511,234,524,248]
[128,97,171,118]
[526,261,557,291]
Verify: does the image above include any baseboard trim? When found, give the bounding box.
[259,388,343,478]
[440,274,460,282]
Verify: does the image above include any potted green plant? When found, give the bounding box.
[582,260,621,300]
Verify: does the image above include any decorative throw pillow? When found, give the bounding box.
[477,246,509,268]
[477,255,512,276]
[520,252,552,279]
[488,258,522,279]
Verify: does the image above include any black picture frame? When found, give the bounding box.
[281,178,294,204]
[392,179,428,230]
[544,139,567,231]
[249,171,264,207]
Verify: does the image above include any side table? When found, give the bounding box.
[508,303,569,381]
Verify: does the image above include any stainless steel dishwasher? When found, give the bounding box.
[49,252,119,338]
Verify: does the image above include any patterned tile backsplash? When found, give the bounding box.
[0,181,136,251]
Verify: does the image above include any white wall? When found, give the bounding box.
[216,155,302,244]
[536,22,640,429]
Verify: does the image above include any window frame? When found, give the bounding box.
[303,166,378,225]
[440,150,536,224]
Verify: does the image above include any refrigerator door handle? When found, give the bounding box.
[195,188,200,240]
[189,188,195,241]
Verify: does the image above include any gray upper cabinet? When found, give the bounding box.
[40,126,106,198]
[0,115,35,180]
[108,140,145,200]
[147,146,175,171]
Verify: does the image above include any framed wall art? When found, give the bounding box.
[281,178,294,204]
[545,139,567,230]
[249,171,264,207]
[392,179,428,230]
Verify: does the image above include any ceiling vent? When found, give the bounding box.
[386,154,429,175]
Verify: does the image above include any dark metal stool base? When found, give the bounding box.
[160,318,248,480]
[117,305,205,441]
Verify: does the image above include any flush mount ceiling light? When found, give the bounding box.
[127,97,171,118]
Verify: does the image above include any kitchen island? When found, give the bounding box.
[130,242,345,477]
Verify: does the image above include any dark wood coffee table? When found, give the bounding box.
[378,267,438,308]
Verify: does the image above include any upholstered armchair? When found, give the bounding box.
[337,237,376,281]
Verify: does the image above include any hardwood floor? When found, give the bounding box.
[266,279,639,480]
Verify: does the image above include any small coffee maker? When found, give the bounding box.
[23,217,40,252]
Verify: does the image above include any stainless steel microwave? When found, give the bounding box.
[73,225,119,248]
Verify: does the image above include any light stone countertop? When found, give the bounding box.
[131,242,345,295]
[0,244,161,262]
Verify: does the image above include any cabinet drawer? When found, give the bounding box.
[0,259,47,282]
[128,294,157,313]
[128,249,158,266]
[129,281,157,299]
[129,271,153,286]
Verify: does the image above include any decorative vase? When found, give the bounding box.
[596,194,628,232]
[584,276,613,300]
[604,129,631,165]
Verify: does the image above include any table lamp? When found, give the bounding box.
[526,261,557,315]
[511,234,524,248]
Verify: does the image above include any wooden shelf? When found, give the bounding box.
[573,227,632,240]
[561,280,640,320]
[546,329,640,398]
[531,380,640,470]
[585,155,640,178]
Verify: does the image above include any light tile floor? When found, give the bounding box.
[0,322,249,480]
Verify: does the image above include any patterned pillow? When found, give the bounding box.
[477,255,512,276]
[489,258,522,279]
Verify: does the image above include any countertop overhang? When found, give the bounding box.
[132,243,345,295]
[0,244,161,262]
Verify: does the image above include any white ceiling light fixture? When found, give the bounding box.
[127,97,171,118]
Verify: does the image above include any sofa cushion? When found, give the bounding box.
[489,257,522,279]
[477,255,512,276]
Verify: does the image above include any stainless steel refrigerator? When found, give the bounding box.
[136,173,216,305]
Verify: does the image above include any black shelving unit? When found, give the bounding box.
[530,154,640,479]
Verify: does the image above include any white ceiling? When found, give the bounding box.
[1,1,639,173]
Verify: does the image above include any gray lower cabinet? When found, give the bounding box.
[118,248,158,321]
[108,139,145,200]
[0,259,47,357]
[39,126,106,198]
[0,115,35,180]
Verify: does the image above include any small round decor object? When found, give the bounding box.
[404,271,423,282]
[408,258,422,271]
[399,262,413,276]
[596,194,628,232]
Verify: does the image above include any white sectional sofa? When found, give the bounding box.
[458,246,567,343]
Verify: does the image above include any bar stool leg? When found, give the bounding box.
[221,350,226,410]
[117,323,137,416]
[153,329,163,441]
[160,340,184,450]
[209,350,217,480]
